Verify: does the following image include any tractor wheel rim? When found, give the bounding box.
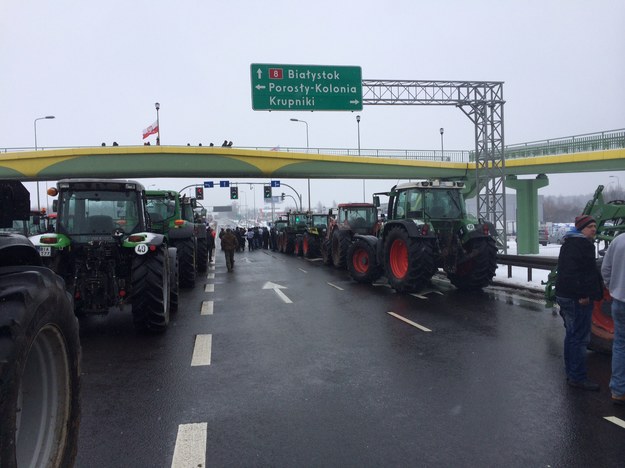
[389,239,408,278]
[353,249,369,273]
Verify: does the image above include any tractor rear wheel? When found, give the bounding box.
[176,239,196,288]
[347,238,382,283]
[384,227,435,292]
[196,236,208,273]
[131,246,170,333]
[321,239,333,265]
[447,237,497,290]
[331,230,351,269]
[0,266,81,468]
[168,247,179,314]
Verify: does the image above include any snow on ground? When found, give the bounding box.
[493,240,560,293]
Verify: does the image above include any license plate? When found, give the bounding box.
[39,247,52,257]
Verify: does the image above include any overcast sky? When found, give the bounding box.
[2,0,624,211]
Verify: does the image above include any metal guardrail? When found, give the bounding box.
[497,254,557,282]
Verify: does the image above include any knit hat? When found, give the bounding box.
[575,215,596,231]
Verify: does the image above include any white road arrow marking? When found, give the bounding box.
[262,281,292,304]
[240,257,252,263]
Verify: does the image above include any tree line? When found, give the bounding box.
[543,187,625,223]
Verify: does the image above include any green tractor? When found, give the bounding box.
[29,179,177,333]
[545,184,625,353]
[145,190,209,288]
[277,211,308,254]
[347,179,498,291]
[295,213,331,258]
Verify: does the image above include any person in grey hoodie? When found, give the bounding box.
[601,232,625,405]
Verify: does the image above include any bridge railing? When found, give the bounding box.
[501,128,625,160]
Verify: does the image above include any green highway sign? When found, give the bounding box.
[251,63,362,111]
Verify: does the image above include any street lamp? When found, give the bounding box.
[155,102,161,145]
[440,127,444,161]
[357,115,364,201]
[34,115,55,212]
[290,118,311,211]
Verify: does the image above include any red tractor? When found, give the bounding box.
[321,203,380,268]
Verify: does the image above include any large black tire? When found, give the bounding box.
[0,266,81,468]
[331,230,351,269]
[168,247,179,314]
[347,238,382,284]
[321,239,333,266]
[384,227,436,293]
[176,238,196,288]
[447,237,497,290]
[303,233,320,259]
[196,236,208,273]
[285,235,295,255]
[130,246,170,333]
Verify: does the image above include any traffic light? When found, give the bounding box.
[281,192,285,201]
[263,185,272,199]
[230,186,238,200]
[195,186,204,200]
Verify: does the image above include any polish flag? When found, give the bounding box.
[142,121,158,139]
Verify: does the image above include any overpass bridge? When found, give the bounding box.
[1,128,624,253]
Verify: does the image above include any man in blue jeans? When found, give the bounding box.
[601,232,625,404]
[555,215,604,391]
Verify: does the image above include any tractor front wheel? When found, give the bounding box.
[347,238,381,283]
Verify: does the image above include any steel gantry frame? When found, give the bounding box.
[362,79,507,246]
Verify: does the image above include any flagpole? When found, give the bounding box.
[155,102,160,145]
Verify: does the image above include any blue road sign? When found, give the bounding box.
[271,180,280,187]
[219,181,230,188]
[204,181,214,188]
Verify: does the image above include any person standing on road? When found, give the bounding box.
[555,215,604,391]
[601,232,625,404]
[206,225,216,264]
[221,228,239,272]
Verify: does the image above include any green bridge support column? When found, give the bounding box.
[506,174,549,254]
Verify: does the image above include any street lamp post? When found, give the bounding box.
[439,127,444,161]
[290,118,311,211]
[34,115,55,212]
[357,115,364,201]
[155,102,161,145]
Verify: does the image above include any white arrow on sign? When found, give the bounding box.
[255,84,266,90]
[262,281,292,304]
[256,68,262,79]
[350,99,360,105]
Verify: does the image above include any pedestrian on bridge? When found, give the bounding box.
[601,232,625,405]
[555,215,603,391]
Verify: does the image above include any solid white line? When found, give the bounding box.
[171,422,207,468]
[205,284,214,293]
[274,288,293,304]
[207,273,215,279]
[201,301,213,315]
[298,268,308,273]
[387,312,432,332]
[605,416,625,429]
[191,334,212,366]
[327,282,344,291]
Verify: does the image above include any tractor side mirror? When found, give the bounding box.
[373,195,380,207]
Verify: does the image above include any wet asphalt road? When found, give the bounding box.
[75,247,625,467]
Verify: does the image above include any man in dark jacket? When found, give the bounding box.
[555,215,603,391]
[221,228,239,272]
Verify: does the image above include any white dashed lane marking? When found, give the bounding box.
[327,282,344,291]
[201,301,213,315]
[605,416,625,429]
[387,312,432,332]
[207,273,215,279]
[205,284,215,293]
[171,422,207,468]
[191,334,212,366]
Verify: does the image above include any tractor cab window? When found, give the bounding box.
[146,196,176,223]
[59,190,141,237]
[394,190,408,219]
[424,190,463,219]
